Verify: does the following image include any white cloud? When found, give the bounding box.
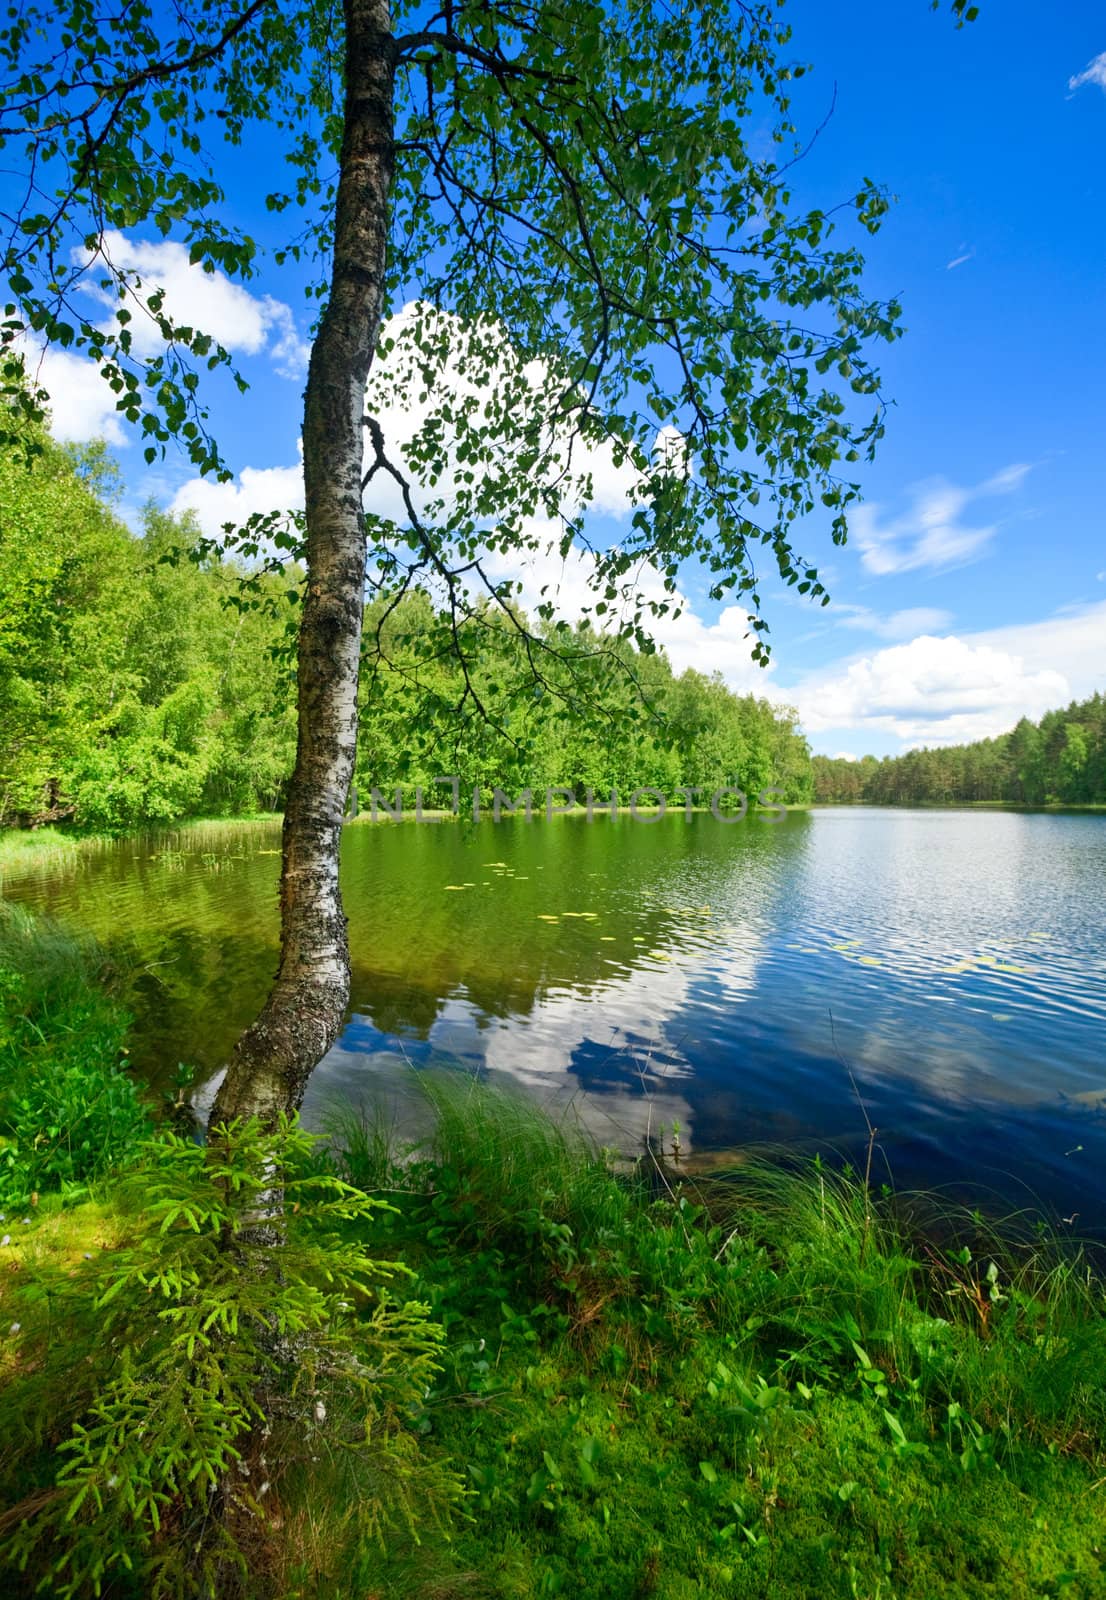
[969,599,1106,704]
[790,633,1068,746]
[946,248,975,270]
[20,231,311,449]
[836,604,954,640]
[259,299,312,382]
[785,598,1106,749]
[362,302,649,523]
[170,443,304,537]
[1069,51,1106,93]
[24,343,129,445]
[853,463,1030,576]
[77,229,308,374]
[171,301,692,581]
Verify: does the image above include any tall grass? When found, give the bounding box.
[0,900,110,1001]
[330,1077,1106,1466]
[0,823,87,879]
[0,1075,1102,1598]
[0,904,149,1205]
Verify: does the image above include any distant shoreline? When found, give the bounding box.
[810,800,1106,815]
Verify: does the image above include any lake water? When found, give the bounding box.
[4,809,1106,1227]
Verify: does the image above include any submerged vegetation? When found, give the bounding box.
[1,960,1104,1600]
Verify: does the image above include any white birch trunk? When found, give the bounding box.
[211,0,395,1127]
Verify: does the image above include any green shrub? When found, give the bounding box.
[0,1117,458,1599]
[0,907,149,1207]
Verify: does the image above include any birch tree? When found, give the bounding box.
[1,0,915,1123]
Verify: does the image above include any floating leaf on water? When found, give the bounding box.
[830,940,860,951]
[991,1013,1013,1022]
[993,962,1027,974]
[858,956,882,967]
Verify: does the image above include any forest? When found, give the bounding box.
[0,422,813,833]
[812,697,1106,807]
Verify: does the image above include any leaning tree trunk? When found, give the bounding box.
[210,0,395,1128]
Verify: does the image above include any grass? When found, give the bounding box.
[306,1081,1106,1598]
[1,1061,1104,1596]
[0,824,91,877]
[0,904,150,1209]
[0,813,283,880]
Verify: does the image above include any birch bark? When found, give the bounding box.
[211,0,394,1126]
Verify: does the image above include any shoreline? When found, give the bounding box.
[811,799,1106,815]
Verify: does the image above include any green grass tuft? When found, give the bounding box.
[315,1081,1106,1599]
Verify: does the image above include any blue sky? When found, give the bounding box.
[34,0,1106,757]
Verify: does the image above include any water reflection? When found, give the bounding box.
[4,808,1106,1226]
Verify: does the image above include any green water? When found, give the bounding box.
[4,809,1106,1222]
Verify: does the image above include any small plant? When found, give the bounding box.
[161,1060,198,1129]
[0,1117,458,1599]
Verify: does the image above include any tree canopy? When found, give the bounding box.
[0,416,812,830]
[1,0,903,654]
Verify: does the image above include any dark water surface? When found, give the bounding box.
[5,809,1106,1226]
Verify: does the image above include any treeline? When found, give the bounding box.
[0,425,811,831]
[353,589,812,810]
[0,431,297,830]
[812,696,1106,807]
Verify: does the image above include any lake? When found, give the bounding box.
[4,808,1106,1228]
